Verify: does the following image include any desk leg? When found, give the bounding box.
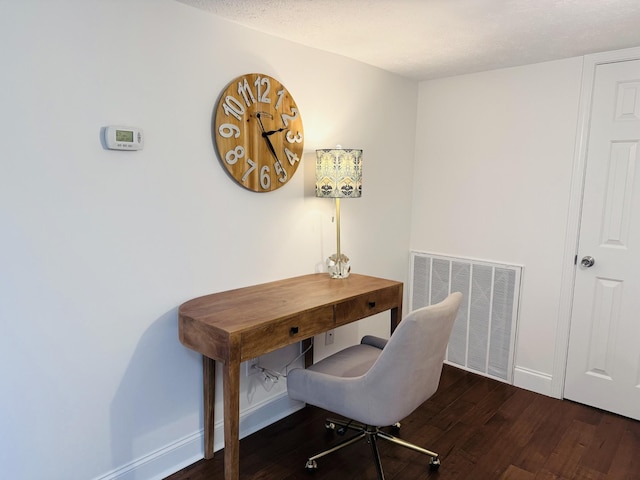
[223,360,241,480]
[390,306,400,334]
[302,338,313,368]
[203,356,216,459]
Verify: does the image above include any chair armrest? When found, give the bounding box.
[361,335,387,350]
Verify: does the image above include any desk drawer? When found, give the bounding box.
[241,305,334,360]
[335,286,400,326]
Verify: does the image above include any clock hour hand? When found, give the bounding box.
[256,112,285,137]
[263,126,286,137]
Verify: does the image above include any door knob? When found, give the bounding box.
[581,256,595,268]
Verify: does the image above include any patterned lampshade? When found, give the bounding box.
[315,148,363,198]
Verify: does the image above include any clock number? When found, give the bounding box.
[281,107,298,127]
[218,123,240,139]
[237,78,256,107]
[284,147,300,166]
[255,76,271,104]
[275,88,285,110]
[286,131,303,144]
[241,158,256,182]
[274,160,288,183]
[260,165,271,190]
[225,146,245,165]
[222,95,245,121]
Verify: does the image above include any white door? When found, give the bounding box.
[564,59,640,420]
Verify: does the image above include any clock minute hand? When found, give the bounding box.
[256,112,287,182]
[256,113,284,165]
[255,112,272,133]
[263,130,288,183]
[263,131,281,162]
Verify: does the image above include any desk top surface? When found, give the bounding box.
[178,273,402,334]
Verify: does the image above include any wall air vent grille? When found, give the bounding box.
[410,251,522,383]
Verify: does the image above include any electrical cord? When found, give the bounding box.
[254,338,314,382]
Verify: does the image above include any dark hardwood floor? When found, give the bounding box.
[166,365,640,479]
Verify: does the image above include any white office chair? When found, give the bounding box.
[286,292,462,479]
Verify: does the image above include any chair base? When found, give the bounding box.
[304,417,440,479]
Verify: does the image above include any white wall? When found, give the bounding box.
[411,58,584,394]
[0,1,417,479]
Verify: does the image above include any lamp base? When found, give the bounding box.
[327,253,351,279]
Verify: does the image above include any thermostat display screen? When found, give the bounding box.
[116,130,134,142]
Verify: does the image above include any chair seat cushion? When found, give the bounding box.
[307,343,383,378]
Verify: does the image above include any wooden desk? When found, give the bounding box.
[178,273,403,480]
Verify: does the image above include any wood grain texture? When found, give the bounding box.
[179,273,402,362]
[166,365,640,480]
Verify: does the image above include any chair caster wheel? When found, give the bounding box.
[305,459,318,471]
[325,421,336,430]
[429,457,440,471]
[391,422,401,432]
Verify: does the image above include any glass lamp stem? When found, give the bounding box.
[335,197,341,260]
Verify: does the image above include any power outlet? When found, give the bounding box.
[325,329,335,345]
[245,357,259,376]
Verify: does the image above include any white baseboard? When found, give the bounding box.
[513,366,555,398]
[94,393,305,480]
[93,431,203,480]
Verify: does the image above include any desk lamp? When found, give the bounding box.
[315,147,363,279]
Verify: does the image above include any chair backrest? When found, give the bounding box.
[358,292,462,426]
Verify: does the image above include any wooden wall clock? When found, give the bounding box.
[214,73,304,192]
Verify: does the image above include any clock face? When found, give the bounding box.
[214,73,304,192]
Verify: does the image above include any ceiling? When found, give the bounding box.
[177,0,640,81]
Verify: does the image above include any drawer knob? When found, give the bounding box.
[290,326,299,335]
[368,301,376,308]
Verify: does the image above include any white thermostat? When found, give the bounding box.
[104,126,144,150]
